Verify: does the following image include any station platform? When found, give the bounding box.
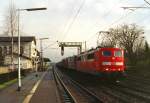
[0,69,61,103]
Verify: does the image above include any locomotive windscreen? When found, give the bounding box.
[102,51,112,56]
[114,50,122,57]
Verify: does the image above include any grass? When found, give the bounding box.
[0,79,17,89]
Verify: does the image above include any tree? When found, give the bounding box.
[3,0,18,36]
[100,28,119,47]
[3,0,18,69]
[100,24,145,64]
[144,41,150,60]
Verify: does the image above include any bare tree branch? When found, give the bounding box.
[99,24,145,64]
[3,1,18,36]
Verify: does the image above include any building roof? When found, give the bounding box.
[0,36,36,44]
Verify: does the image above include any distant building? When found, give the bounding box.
[0,36,37,71]
[42,58,51,71]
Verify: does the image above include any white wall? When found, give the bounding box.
[0,40,36,70]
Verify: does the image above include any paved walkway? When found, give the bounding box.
[0,69,60,103]
[29,70,60,103]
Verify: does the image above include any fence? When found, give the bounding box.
[0,67,31,84]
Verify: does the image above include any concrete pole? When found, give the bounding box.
[17,10,21,91]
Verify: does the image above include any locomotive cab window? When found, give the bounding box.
[102,51,112,56]
[114,50,122,57]
[87,53,94,60]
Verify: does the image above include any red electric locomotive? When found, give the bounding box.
[58,47,125,78]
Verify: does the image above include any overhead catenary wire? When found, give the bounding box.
[59,0,79,40]
[58,1,147,58]
[86,3,146,44]
[43,41,58,51]
[144,0,150,5]
[89,0,122,31]
[55,1,150,61]
[86,11,133,43]
[61,0,86,41]
[84,0,127,43]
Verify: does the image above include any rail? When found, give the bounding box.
[69,75,103,103]
[53,66,103,103]
[52,67,77,103]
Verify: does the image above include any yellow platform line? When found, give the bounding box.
[22,72,46,103]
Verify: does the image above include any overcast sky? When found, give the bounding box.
[0,0,150,62]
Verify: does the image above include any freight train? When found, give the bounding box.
[57,47,126,78]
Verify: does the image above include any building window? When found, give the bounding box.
[102,51,112,56]
[9,46,12,54]
[20,46,24,55]
[87,53,94,60]
[4,46,7,55]
[114,50,122,57]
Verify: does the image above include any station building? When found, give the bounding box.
[0,36,37,72]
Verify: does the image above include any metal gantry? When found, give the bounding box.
[121,0,150,10]
[58,42,82,55]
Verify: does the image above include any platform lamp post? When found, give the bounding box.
[17,7,47,91]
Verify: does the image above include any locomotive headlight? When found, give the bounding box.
[102,62,111,65]
[115,62,123,66]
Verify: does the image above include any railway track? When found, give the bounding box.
[53,67,76,103]
[104,83,150,103]
[52,67,103,103]
[126,68,150,79]
[120,77,150,92]
[59,68,150,103]
[90,77,150,103]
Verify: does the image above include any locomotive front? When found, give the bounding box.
[98,48,125,77]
